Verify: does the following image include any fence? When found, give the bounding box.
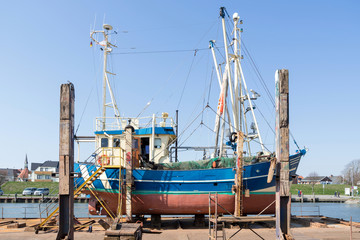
[0,203,106,219]
[292,204,321,217]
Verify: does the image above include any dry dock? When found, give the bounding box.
[0,216,359,240]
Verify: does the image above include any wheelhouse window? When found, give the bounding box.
[101,138,108,147]
[154,138,161,149]
[113,138,120,147]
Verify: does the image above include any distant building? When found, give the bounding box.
[292,174,304,184]
[301,176,332,185]
[0,168,21,182]
[29,161,59,182]
[329,175,343,184]
[17,154,30,182]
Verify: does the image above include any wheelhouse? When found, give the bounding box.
[94,113,176,168]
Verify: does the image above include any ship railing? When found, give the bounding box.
[95,116,175,131]
[94,146,125,167]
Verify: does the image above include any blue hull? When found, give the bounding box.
[74,151,304,215]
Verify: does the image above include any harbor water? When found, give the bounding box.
[0,202,359,222]
[0,202,360,222]
[292,202,360,222]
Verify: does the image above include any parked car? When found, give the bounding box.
[0,189,3,196]
[34,188,50,196]
[22,187,37,195]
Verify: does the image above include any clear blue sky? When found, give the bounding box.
[0,1,359,177]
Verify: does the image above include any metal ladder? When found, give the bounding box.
[209,193,226,240]
[36,165,106,231]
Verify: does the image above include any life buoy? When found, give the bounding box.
[97,155,110,166]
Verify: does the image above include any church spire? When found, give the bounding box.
[24,154,28,169]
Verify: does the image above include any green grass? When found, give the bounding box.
[291,184,352,196]
[0,181,59,195]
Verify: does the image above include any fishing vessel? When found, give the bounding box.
[74,7,306,218]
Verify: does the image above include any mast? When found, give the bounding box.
[90,24,120,130]
[216,7,231,158]
[212,7,266,156]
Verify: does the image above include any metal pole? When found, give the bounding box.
[208,193,211,240]
[175,110,178,162]
[56,83,75,240]
[102,34,108,130]
[39,204,42,222]
[350,216,353,240]
[150,114,155,161]
[218,7,231,158]
[275,69,291,239]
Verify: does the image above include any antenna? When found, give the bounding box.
[90,24,120,130]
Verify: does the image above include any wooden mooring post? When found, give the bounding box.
[125,124,134,222]
[275,69,291,239]
[234,131,244,217]
[57,83,75,240]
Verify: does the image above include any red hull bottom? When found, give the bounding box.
[88,192,275,216]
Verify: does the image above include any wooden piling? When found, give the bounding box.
[275,69,291,239]
[56,83,75,240]
[125,125,134,222]
[234,131,244,217]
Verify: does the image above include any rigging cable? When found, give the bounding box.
[151,106,208,160]
[179,123,202,147]
[253,102,275,135]
[201,50,211,123]
[221,9,302,152]
[241,40,301,151]
[241,40,275,107]
[112,48,209,55]
[75,86,94,136]
[207,67,215,105]
[176,50,197,110]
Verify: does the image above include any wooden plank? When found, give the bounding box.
[7,222,26,228]
[98,219,110,230]
[0,220,16,226]
[105,228,140,236]
[216,216,276,223]
[74,220,95,230]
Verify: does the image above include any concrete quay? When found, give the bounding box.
[292,194,359,203]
